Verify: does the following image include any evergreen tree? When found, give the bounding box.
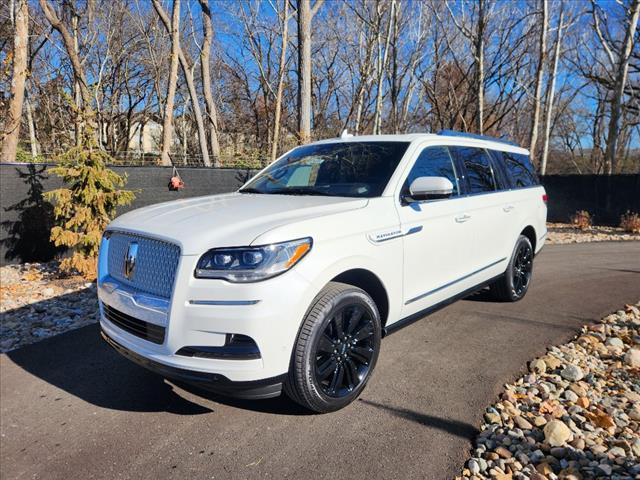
[44,140,135,278]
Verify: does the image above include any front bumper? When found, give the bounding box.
[101,329,285,399]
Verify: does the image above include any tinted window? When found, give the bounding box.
[500,151,539,188]
[241,141,409,198]
[403,146,460,196]
[449,146,496,194]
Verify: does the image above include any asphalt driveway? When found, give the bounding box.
[1,242,639,480]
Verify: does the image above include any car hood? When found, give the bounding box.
[107,192,368,255]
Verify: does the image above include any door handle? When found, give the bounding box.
[503,205,514,213]
[455,214,471,223]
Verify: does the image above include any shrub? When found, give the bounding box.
[620,211,640,234]
[570,210,593,231]
[44,143,135,279]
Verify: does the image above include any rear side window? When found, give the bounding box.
[403,146,460,196]
[449,146,497,194]
[500,152,539,188]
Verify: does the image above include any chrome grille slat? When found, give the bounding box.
[107,232,180,298]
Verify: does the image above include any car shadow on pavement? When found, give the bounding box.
[4,302,309,416]
[5,323,215,415]
[359,399,479,439]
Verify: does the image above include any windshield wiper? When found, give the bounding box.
[269,187,333,196]
[238,187,265,194]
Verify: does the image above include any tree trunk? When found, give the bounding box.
[297,0,312,144]
[1,0,28,163]
[271,0,289,162]
[476,0,485,134]
[373,0,396,135]
[603,0,640,174]
[540,8,564,176]
[156,0,180,167]
[528,0,548,165]
[152,0,211,166]
[199,0,221,167]
[25,89,39,157]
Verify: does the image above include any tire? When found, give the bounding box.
[284,282,381,413]
[490,235,534,302]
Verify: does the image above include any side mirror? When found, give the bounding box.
[406,176,454,202]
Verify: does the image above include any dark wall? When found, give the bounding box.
[0,163,253,265]
[1,163,638,265]
[541,175,640,225]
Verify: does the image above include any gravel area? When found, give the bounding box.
[547,223,640,245]
[0,262,98,352]
[458,303,640,480]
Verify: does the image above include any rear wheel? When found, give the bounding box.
[490,235,534,302]
[284,282,381,413]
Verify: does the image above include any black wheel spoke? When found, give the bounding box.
[317,334,334,354]
[346,307,364,334]
[329,364,344,393]
[344,358,358,390]
[350,346,372,364]
[313,302,377,398]
[317,357,337,380]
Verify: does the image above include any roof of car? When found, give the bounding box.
[311,132,530,155]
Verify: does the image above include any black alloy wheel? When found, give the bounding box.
[314,304,375,398]
[489,234,535,302]
[285,282,381,413]
[512,240,533,297]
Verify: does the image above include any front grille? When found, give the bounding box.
[107,232,180,298]
[102,303,165,345]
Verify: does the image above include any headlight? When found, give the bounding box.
[194,237,312,282]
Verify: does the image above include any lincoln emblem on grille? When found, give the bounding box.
[124,242,139,280]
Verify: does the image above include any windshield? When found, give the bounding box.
[240,141,410,198]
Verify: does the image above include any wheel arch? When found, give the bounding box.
[520,225,537,252]
[330,268,390,328]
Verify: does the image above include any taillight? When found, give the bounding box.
[542,194,548,204]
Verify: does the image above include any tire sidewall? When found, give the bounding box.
[301,288,381,412]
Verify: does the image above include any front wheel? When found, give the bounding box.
[490,235,534,302]
[284,282,381,413]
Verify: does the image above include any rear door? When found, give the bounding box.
[448,146,510,280]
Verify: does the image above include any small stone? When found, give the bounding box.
[533,416,547,427]
[568,383,587,397]
[468,459,480,475]
[605,337,624,349]
[550,447,567,458]
[514,416,533,430]
[596,464,612,476]
[563,390,579,403]
[529,358,547,374]
[608,446,625,457]
[560,365,584,382]
[495,446,513,459]
[570,438,585,450]
[576,397,589,409]
[485,412,502,424]
[624,348,640,367]
[544,420,572,447]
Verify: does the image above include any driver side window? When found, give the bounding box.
[404,146,460,196]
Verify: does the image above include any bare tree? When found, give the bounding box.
[528,0,547,164]
[198,0,221,166]
[1,0,28,162]
[297,0,323,144]
[152,0,211,166]
[594,0,640,174]
[271,0,290,161]
[156,0,180,166]
[540,6,565,176]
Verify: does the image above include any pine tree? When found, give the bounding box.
[44,140,135,279]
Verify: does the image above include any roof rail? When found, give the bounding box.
[437,130,518,147]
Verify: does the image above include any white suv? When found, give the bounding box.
[98,131,547,412]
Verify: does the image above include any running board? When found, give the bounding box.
[382,274,504,337]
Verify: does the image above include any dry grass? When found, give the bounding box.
[620,211,640,234]
[569,210,594,231]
